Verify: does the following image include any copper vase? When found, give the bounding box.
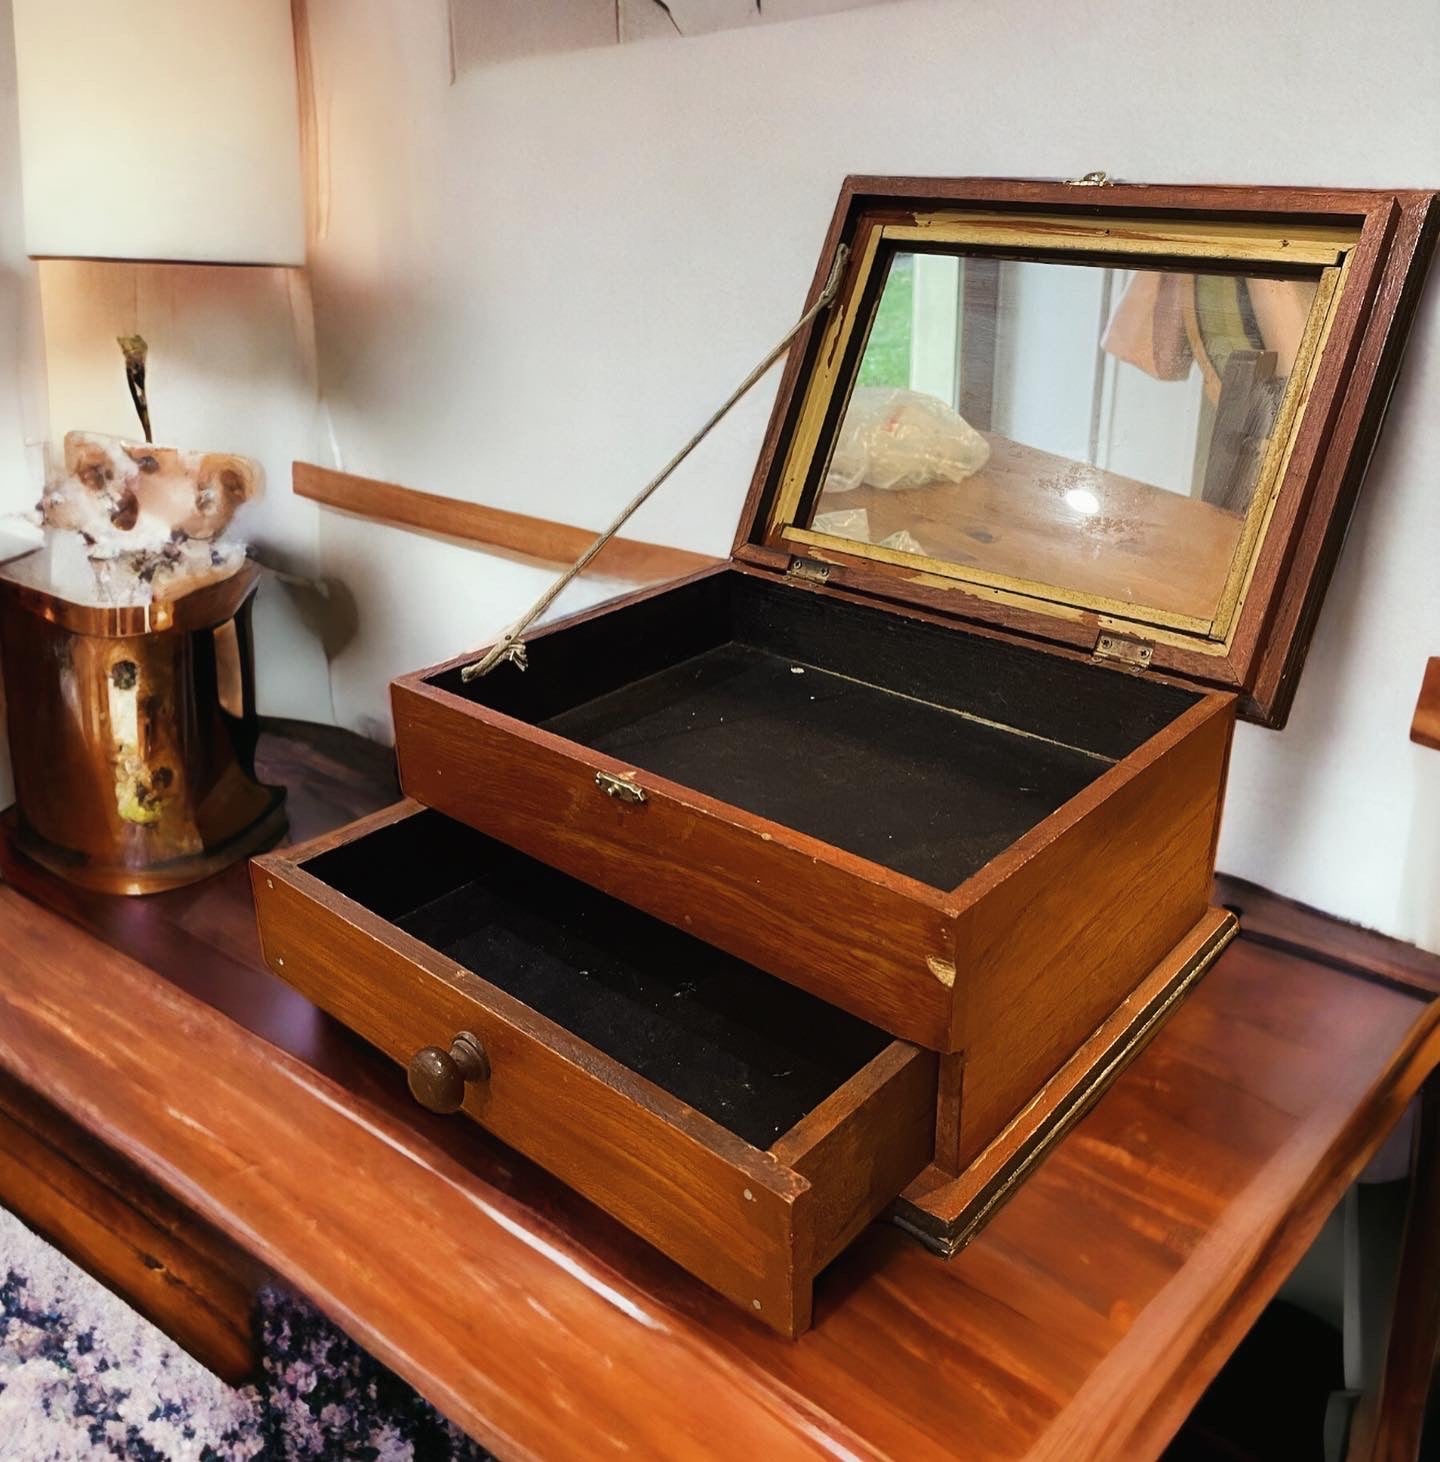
[0,557,286,894]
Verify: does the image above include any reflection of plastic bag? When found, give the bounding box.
[812,506,927,556]
[826,387,990,492]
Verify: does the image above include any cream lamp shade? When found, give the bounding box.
[11,0,306,265]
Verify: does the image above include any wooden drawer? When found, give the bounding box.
[252,802,936,1336]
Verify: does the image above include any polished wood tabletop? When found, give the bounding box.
[0,722,1436,1460]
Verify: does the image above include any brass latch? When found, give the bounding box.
[595,769,647,804]
[786,557,831,585]
[1093,632,1153,670]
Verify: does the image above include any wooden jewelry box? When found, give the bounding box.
[254,178,1436,1335]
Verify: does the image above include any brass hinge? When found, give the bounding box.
[1093,632,1153,670]
[785,557,831,584]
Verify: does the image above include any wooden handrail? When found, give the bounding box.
[293,462,717,583]
[1413,658,1440,752]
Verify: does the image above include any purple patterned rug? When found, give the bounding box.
[0,1206,493,1461]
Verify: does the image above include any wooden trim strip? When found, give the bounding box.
[293,462,717,584]
[902,212,1356,263]
[1215,872,1440,1001]
[1410,656,1440,752]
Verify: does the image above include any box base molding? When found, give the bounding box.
[893,905,1238,1256]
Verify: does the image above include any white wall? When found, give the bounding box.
[0,0,43,510]
[0,1,44,802]
[303,0,1440,947]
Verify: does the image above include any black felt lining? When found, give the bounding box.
[434,570,1198,890]
[543,643,1109,888]
[305,811,889,1150]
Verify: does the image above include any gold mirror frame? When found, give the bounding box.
[762,210,1361,652]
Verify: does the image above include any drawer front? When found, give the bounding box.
[251,811,935,1337]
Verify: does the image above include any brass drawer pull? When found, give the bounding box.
[595,770,646,804]
[407,1031,489,1114]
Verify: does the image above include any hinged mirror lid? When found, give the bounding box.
[734,177,1437,726]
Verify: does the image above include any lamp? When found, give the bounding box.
[10,0,305,266]
[0,0,303,891]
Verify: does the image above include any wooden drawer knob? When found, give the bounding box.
[407,1032,489,1114]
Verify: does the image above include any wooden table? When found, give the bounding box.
[0,721,1437,1461]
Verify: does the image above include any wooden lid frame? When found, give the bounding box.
[734,178,1438,726]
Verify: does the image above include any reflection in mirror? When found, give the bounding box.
[807,252,1320,623]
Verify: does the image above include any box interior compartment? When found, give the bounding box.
[303,808,892,1149]
[430,570,1200,889]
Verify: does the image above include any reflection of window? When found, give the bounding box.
[856,253,917,389]
[859,253,963,404]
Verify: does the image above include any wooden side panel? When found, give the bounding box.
[391,679,960,1049]
[932,1051,967,1173]
[902,907,1239,1245]
[770,1043,937,1272]
[950,694,1235,1165]
[0,1069,262,1383]
[251,857,815,1334]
